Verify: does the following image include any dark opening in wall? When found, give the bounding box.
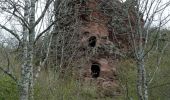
[108,29,113,41]
[88,36,97,47]
[91,63,100,78]
[80,0,87,6]
[79,14,89,21]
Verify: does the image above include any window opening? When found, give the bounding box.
[88,36,97,47]
[91,63,100,78]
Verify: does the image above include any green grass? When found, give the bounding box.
[0,74,19,100]
[0,31,170,100]
[1,50,170,100]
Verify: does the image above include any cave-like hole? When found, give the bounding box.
[80,0,87,6]
[108,30,113,41]
[88,36,97,47]
[91,63,100,78]
[80,14,89,21]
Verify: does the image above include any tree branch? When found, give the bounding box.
[0,66,17,82]
[149,82,170,89]
[3,10,30,30]
[0,24,21,43]
[34,21,55,44]
[33,0,53,28]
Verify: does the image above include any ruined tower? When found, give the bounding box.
[78,0,121,90]
[52,0,144,96]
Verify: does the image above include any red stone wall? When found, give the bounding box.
[79,0,121,95]
[77,0,144,96]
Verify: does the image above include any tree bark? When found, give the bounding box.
[20,0,30,100]
[28,0,36,100]
[20,0,35,99]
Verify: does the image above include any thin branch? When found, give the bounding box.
[35,32,53,79]
[149,82,170,89]
[8,0,29,25]
[34,21,55,44]
[3,10,30,30]
[0,24,21,43]
[33,0,53,28]
[0,66,17,82]
[149,42,169,84]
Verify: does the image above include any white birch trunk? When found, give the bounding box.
[137,53,148,100]
[20,0,36,100]
[136,0,148,99]
[28,0,36,100]
[20,0,30,100]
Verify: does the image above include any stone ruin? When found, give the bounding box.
[50,0,144,96]
[77,0,122,95]
[75,0,144,96]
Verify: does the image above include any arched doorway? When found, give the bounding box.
[91,63,100,78]
[88,36,97,47]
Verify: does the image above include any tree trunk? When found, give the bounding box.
[137,58,144,100]
[28,0,36,100]
[20,0,35,100]
[137,57,148,100]
[20,0,30,100]
[136,0,148,99]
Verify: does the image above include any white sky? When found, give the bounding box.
[0,0,54,41]
[121,0,170,28]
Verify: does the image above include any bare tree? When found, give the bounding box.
[0,0,54,100]
[124,0,170,100]
[100,0,170,99]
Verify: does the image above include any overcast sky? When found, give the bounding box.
[0,0,53,40]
